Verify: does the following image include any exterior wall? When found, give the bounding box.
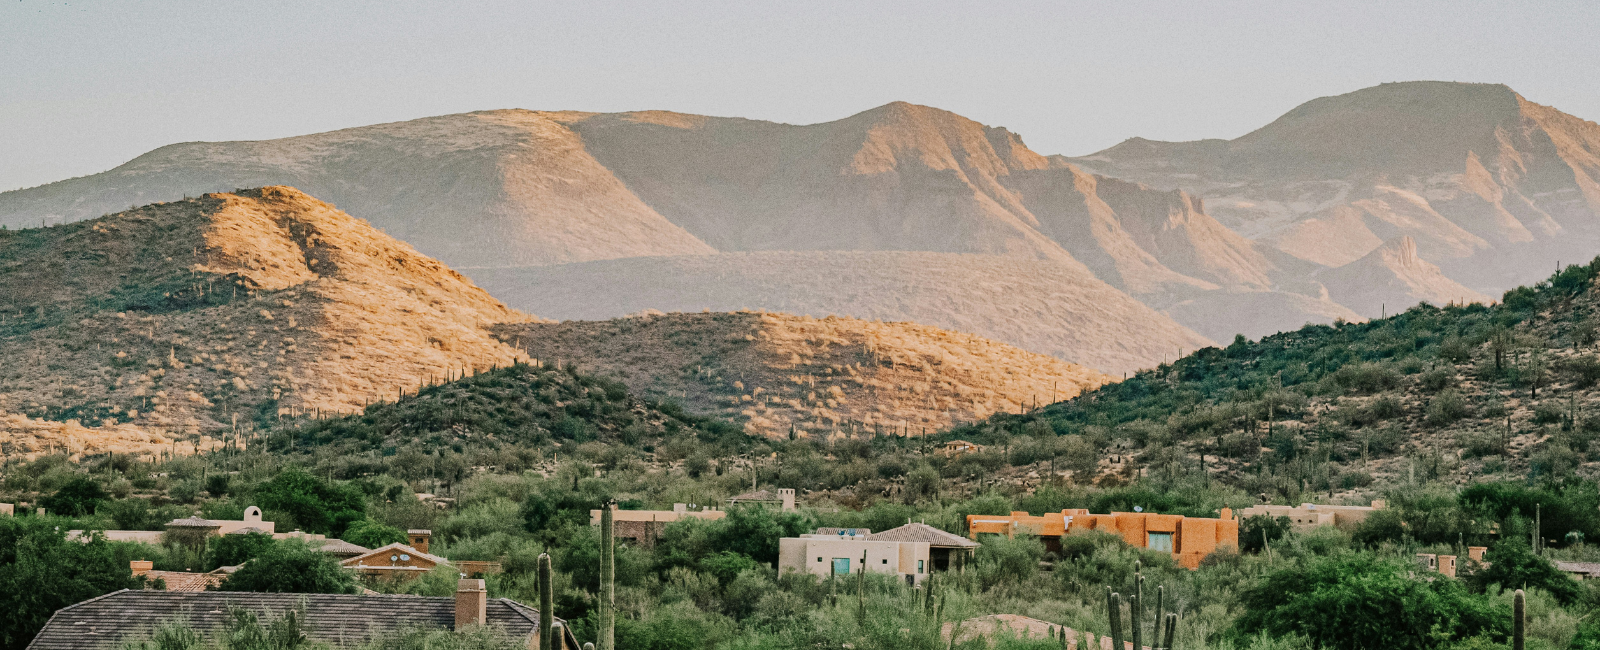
[1238,501,1384,531]
[213,507,276,535]
[345,545,441,578]
[969,508,1238,570]
[778,538,929,585]
[589,507,728,548]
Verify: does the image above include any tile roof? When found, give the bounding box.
[310,538,371,557]
[869,523,979,547]
[1556,561,1600,576]
[143,571,227,592]
[226,527,271,536]
[26,590,576,650]
[165,517,220,528]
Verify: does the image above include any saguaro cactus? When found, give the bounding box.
[539,553,554,650]
[1153,586,1165,649]
[600,501,615,650]
[1161,613,1177,650]
[1514,589,1526,650]
[1107,588,1124,650]
[1130,593,1142,650]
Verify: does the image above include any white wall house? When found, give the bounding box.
[778,531,930,586]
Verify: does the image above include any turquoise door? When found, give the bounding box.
[832,557,851,575]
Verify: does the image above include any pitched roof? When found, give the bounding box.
[869,523,979,547]
[310,538,371,557]
[342,542,449,567]
[226,526,271,535]
[143,570,226,592]
[26,590,577,650]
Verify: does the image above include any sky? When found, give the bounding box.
[2,1,1598,192]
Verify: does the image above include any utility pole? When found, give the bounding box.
[600,501,615,650]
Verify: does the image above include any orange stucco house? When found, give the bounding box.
[967,508,1238,569]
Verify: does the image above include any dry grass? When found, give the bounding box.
[0,413,221,462]
[494,310,1112,439]
[0,186,533,439]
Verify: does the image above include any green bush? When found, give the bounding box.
[217,540,359,594]
[1,515,143,650]
[340,520,406,549]
[40,477,109,517]
[1234,553,1505,650]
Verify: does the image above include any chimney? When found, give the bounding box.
[779,488,795,511]
[1219,507,1233,520]
[1439,555,1457,578]
[130,560,153,577]
[408,529,432,554]
[455,579,487,628]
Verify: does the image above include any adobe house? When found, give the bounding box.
[966,508,1239,569]
[939,440,984,457]
[25,580,578,650]
[868,522,977,572]
[587,503,727,549]
[777,529,931,585]
[1239,500,1386,531]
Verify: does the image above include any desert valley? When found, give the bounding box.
[6,73,1600,650]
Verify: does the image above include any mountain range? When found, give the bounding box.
[3,81,1596,376]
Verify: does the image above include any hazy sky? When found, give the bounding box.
[3,1,1598,191]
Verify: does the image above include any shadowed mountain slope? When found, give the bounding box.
[492,310,1112,438]
[467,251,1214,376]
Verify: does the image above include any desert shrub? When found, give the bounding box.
[1534,402,1566,425]
[1421,367,1458,391]
[1427,390,1470,427]
[40,477,109,517]
[1439,337,1474,364]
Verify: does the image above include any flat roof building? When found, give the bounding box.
[1238,501,1386,531]
[588,503,728,548]
[967,509,1238,569]
[778,530,930,586]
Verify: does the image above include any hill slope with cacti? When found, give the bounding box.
[953,257,1600,500]
[493,311,1112,439]
[0,186,533,438]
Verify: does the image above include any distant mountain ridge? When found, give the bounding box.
[4,82,1592,370]
[1070,81,1600,299]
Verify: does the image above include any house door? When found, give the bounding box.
[832,558,851,575]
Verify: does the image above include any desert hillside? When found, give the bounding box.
[1070,81,1600,296]
[467,251,1214,375]
[493,310,1112,438]
[0,187,530,436]
[0,101,1402,365]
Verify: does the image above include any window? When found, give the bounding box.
[816,557,823,563]
[918,560,925,574]
[832,558,851,575]
[1148,532,1174,552]
[882,559,888,564]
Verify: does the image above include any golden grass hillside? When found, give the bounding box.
[494,311,1112,438]
[0,187,532,438]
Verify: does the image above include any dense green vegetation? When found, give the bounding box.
[12,261,1600,650]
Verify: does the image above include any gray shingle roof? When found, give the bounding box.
[26,590,576,650]
[1556,561,1600,576]
[869,523,979,548]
